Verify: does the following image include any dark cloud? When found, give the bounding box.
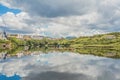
[2,0,96,18]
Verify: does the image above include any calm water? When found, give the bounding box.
[0,51,120,80]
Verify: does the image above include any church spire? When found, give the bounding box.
[2,17,7,40]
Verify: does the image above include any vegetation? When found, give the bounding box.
[62,32,120,49]
[1,32,120,58]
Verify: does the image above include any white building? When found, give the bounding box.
[104,35,116,39]
[7,34,23,39]
[31,35,44,40]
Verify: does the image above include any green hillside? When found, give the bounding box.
[62,32,120,49]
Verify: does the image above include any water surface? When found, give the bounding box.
[0,51,120,80]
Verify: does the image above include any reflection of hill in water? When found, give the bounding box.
[0,46,120,59]
[75,47,120,58]
[0,52,120,80]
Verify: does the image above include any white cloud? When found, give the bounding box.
[0,12,41,34]
[0,0,120,37]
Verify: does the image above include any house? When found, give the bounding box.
[103,35,116,39]
[31,35,44,40]
[23,35,32,40]
[7,34,23,39]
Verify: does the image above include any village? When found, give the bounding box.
[0,30,54,40]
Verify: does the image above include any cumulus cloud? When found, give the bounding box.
[0,0,120,37]
[0,12,43,34]
[0,0,96,17]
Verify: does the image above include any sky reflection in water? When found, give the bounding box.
[0,52,120,80]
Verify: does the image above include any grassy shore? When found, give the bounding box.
[1,32,120,58]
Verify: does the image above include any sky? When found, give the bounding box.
[0,0,120,37]
[0,4,21,16]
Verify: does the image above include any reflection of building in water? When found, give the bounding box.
[0,52,8,60]
[24,46,29,51]
[16,53,24,58]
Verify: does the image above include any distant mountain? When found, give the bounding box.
[65,36,76,39]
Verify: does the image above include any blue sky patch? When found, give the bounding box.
[0,4,21,16]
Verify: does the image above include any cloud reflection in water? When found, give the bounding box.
[0,52,120,80]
